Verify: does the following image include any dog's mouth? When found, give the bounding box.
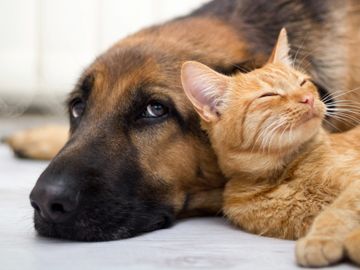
[33,203,175,241]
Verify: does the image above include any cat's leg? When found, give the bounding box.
[344,227,360,265]
[223,178,320,240]
[296,181,360,267]
[3,125,68,160]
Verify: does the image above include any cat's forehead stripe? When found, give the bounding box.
[255,66,299,91]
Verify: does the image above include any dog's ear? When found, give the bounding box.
[268,28,292,66]
[181,61,229,122]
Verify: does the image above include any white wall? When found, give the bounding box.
[0,0,209,112]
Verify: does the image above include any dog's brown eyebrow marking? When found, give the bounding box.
[82,74,95,92]
[78,74,95,98]
[67,74,95,105]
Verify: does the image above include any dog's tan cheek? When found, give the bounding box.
[130,122,199,212]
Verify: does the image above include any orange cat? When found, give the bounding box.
[181,29,360,267]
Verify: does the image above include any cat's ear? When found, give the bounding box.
[268,28,292,66]
[181,61,229,122]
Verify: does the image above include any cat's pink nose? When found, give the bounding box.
[300,94,314,107]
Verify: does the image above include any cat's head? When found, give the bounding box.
[181,29,326,156]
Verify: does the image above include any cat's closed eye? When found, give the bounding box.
[259,92,279,98]
[300,79,308,86]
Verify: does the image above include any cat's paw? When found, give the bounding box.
[295,236,344,267]
[344,228,360,265]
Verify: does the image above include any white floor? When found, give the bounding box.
[0,144,356,270]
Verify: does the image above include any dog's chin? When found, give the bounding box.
[33,209,175,242]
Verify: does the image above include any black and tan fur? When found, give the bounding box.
[5,0,360,241]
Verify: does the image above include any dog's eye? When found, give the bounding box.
[142,101,168,118]
[71,99,86,118]
[259,92,279,98]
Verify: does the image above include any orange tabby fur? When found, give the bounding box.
[181,29,360,267]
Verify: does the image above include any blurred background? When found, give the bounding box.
[0,0,209,135]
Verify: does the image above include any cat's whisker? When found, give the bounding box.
[322,93,341,104]
[321,92,334,104]
[327,114,360,124]
[260,123,277,154]
[322,118,342,133]
[327,98,360,103]
[328,105,360,110]
[255,118,284,153]
[320,89,360,106]
[324,86,360,96]
[263,119,287,154]
[326,113,357,124]
[266,128,278,154]
[326,100,360,108]
[325,112,360,126]
[327,117,359,129]
[278,121,290,149]
[326,102,360,108]
[251,126,270,154]
[326,99,360,105]
[321,87,351,98]
[326,108,360,115]
[255,126,271,153]
[327,108,360,114]
[259,124,277,154]
[322,86,360,102]
[329,113,360,125]
[326,109,360,117]
[323,100,360,115]
[325,105,360,114]
[326,110,355,117]
[321,89,343,102]
[288,122,295,147]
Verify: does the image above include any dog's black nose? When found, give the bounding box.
[30,179,80,223]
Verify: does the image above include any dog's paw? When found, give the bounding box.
[296,236,344,267]
[344,228,360,265]
[3,125,68,160]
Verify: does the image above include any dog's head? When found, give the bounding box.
[29,18,248,241]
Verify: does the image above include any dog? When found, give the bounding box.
[6,0,360,241]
